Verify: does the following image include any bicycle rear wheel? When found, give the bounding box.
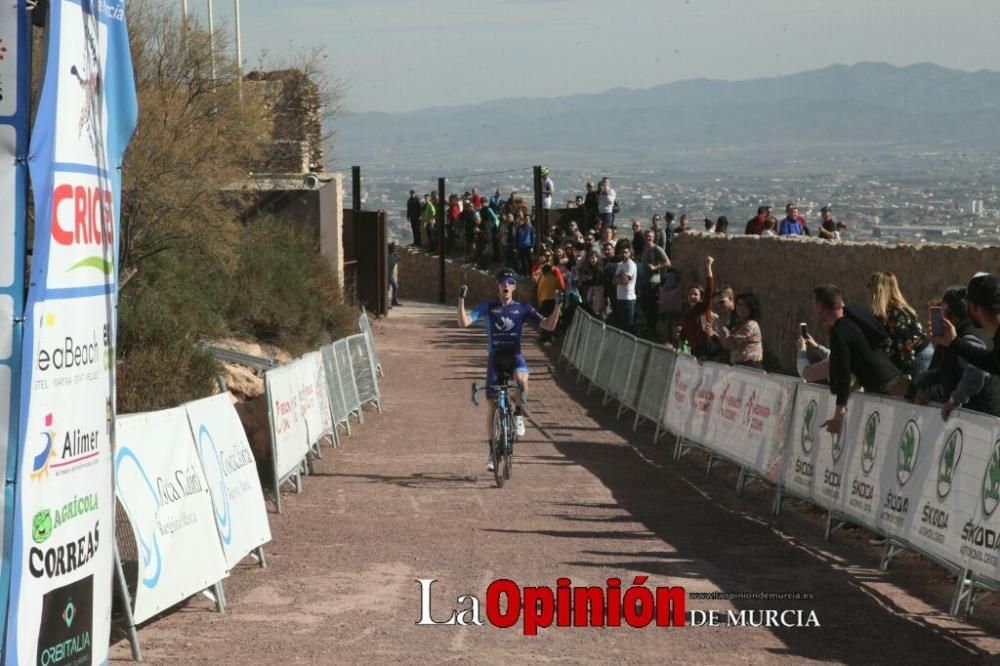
[491,406,505,488]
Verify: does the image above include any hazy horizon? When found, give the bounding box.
[183,0,1000,113]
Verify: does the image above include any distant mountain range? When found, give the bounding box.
[330,62,1000,169]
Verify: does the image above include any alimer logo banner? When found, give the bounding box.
[0,0,30,637]
[5,1,137,664]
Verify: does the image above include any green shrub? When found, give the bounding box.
[227,218,355,355]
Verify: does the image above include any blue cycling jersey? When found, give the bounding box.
[469,300,543,353]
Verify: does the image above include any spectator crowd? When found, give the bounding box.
[401,174,1000,426]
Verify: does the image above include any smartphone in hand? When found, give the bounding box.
[800,322,809,339]
[929,306,945,337]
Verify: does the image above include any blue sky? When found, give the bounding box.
[186,0,1000,113]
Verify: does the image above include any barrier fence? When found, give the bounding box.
[111,309,383,660]
[560,309,1000,618]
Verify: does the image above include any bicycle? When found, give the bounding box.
[471,368,524,489]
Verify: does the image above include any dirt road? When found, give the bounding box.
[110,301,1000,664]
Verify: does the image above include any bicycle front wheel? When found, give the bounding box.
[491,406,506,488]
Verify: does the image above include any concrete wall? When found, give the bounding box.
[670,232,998,372]
[397,248,518,307]
[318,172,345,295]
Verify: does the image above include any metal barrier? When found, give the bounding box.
[333,337,363,423]
[321,343,352,438]
[558,323,1000,619]
[348,333,381,413]
[359,306,383,377]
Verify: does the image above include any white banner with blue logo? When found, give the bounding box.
[0,0,31,639]
[115,408,229,625]
[185,393,272,570]
[4,0,137,663]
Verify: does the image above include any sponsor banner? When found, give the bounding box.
[839,395,896,529]
[745,374,798,482]
[708,365,761,465]
[6,297,114,665]
[905,408,993,574]
[952,415,1000,581]
[185,394,272,570]
[265,361,312,483]
[1,0,30,636]
[662,352,701,435]
[6,1,137,661]
[863,400,944,541]
[782,383,856,510]
[685,361,727,447]
[303,351,333,442]
[116,408,229,625]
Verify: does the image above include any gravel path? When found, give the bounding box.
[109,301,1000,664]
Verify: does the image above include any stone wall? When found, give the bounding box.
[397,248,519,306]
[670,232,999,373]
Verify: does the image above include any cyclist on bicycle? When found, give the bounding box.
[458,267,560,470]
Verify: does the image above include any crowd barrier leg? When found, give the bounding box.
[880,539,903,572]
[736,468,748,495]
[950,569,973,617]
[771,488,783,516]
[705,453,715,477]
[114,543,143,662]
[201,582,226,614]
[251,545,268,569]
[824,513,848,542]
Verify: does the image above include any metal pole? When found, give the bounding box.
[533,166,543,255]
[207,0,217,82]
[438,177,446,304]
[233,0,243,100]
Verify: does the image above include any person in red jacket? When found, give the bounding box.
[678,256,718,357]
[745,206,768,235]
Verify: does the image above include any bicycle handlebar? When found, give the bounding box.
[470,381,526,407]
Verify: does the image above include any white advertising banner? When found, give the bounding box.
[900,408,994,575]
[684,361,727,447]
[839,395,895,529]
[949,415,1000,581]
[116,408,229,625]
[708,365,761,465]
[662,352,701,436]
[265,361,311,483]
[7,296,115,665]
[745,374,799,482]
[185,394,272,570]
[783,383,856,511]
[301,352,332,444]
[859,399,949,541]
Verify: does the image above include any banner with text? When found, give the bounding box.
[266,361,312,484]
[116,409,229,624]
[0,0,31,634]
[5,1,138,662]
[185,394,272,570]
[782,383,857,510]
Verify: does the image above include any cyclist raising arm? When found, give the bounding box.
[458,268,560,469]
